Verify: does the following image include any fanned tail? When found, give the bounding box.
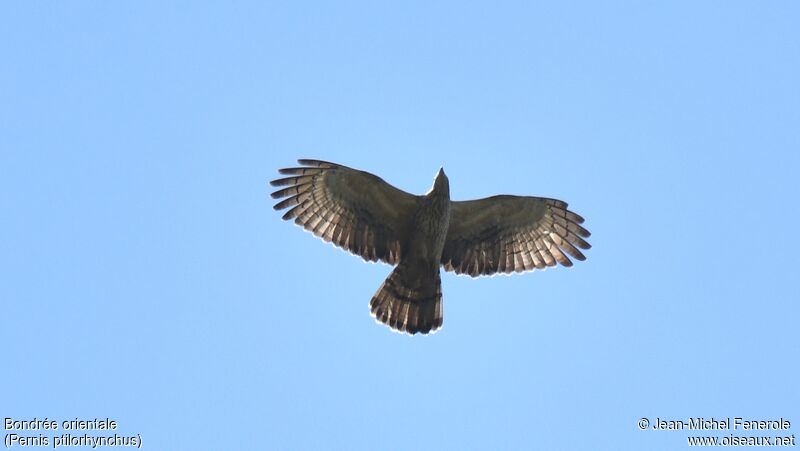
[369,261,443,335]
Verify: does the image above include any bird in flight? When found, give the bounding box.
[270,159,591,335]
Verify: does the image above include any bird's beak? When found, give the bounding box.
[438,168,445,177]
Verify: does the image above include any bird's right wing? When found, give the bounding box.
[270,159,419,265]
[442,195,591,277]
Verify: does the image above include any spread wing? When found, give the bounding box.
[441,196,591,277]
[271,159,419,265]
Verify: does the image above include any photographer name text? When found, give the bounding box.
[650,417,790,431]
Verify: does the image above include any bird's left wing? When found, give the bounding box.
[271,159,419,265]
[442,195,591,277]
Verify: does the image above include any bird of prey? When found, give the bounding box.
[270,159,591,335]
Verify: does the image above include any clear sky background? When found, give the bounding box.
[2,1,798,450]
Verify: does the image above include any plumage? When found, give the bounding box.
[271,159,591,335]
[441,196,590,276]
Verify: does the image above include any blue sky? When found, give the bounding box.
[2,1,798,450]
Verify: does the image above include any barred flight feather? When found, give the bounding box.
[270,160,419,266]
[440,195,591,277]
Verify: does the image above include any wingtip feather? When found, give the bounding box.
[297,159,338,168]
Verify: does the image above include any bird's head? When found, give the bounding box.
[432,167,449,195]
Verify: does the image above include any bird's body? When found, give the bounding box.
[369,169,451,334]
[407,169,451,271]
[270,159,590,335]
